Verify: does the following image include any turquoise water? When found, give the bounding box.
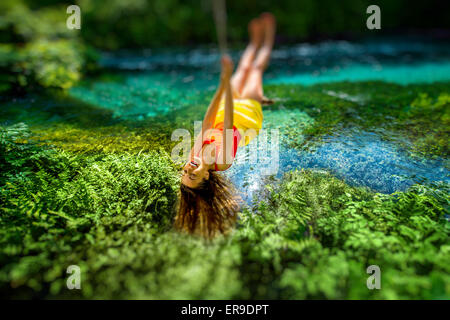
[268,61,450,85]
[268,39,450,85]
[98,39,450,86]
[70,39,450,120]
[69,73,206,120]
[69,60,450,120]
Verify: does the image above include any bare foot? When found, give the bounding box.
[248,18,264,48]
[260,12,276,47]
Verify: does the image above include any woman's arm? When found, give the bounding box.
[215,56,235,168]
[202,55,234,133]
[191,80,223,156]
[220,69,234,166]
[201,80,225,134]
[192,55,233,158]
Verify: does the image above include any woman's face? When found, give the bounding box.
[181,156,210,189]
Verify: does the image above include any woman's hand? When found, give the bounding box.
[221,54,234,80]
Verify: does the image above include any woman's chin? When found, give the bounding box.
[193,156,202,166]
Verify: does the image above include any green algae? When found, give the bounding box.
[261,108,315,148]
[264,81,450,159]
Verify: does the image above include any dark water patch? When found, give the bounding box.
[0,91,120,129]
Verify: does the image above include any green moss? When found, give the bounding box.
[0,123,180,296]
[1,125,448,299]
[32,123,174,155]
[234,169,449,299]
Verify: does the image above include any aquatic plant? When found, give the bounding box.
[1,124,448,299]
[0,123,179,297]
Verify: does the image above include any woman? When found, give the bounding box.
[175,13,276,238]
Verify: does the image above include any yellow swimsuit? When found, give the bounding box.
[201,98,263,171]
[213,98,263,146]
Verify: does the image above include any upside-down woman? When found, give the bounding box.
[175,13,276,238]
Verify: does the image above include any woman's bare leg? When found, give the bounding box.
[241,13,276,103]
[231,19,263,97]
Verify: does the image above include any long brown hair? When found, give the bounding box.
[175,170,240,238]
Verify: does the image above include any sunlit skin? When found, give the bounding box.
[181,13,276,188]
[181,155,214,189]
